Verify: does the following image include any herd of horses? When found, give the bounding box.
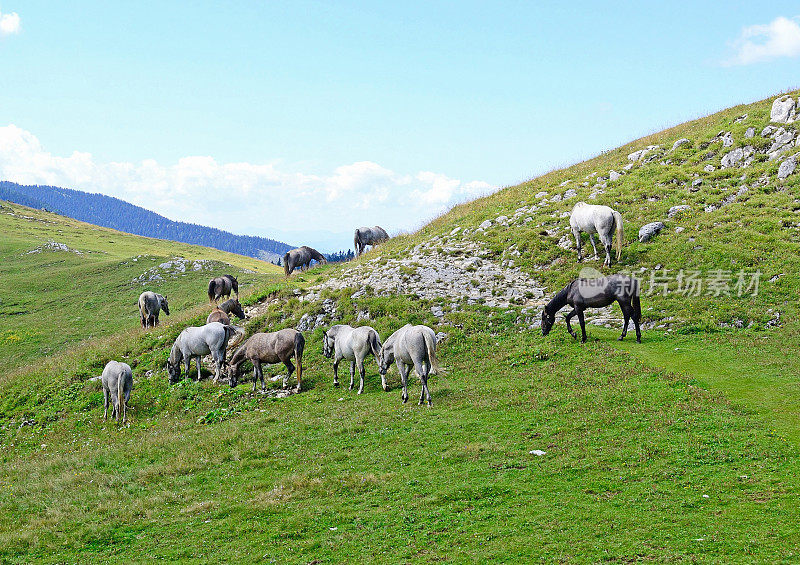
[104,206,639,423]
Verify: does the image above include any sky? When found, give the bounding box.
[2,2,800,251]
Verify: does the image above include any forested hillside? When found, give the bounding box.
[0,181,293,262]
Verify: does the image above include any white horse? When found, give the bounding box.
[322,324,384,394]
[167,322,237,384]
[569,202,624,266]
[378,324,440,406]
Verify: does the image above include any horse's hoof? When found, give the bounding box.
[636,339,641,344]
[618,336,624,341]
[333,382,339,387]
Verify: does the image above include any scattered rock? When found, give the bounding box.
[761,125,778,137]
[608,170,622,181]
[563,188,577,199]
[768,130,796,159]
[691,179,703,191]
[770,95,797,124]
[638,222,665,243]
[721,132,734,147]
[734,113,748,124]
[671,138,690,151]
[703,164,715,172]
[778,155,797,180]
[479,220,492,230]
[667,205,691,218]
[430,305,444,318]
[744,127,755,139]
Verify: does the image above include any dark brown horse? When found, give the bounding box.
[283,246,326,276]
[208,274,239,303]
[206,298,246,325]
[541,274,642,343]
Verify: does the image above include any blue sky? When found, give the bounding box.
[2,2,800,251]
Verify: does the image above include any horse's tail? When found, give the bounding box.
[424,331,440,376]
[369,330,382,359]
[208,279,216,303]
[613,210,624,261]
[117,372,125,422]
[294,331,305,386]
[283,253,291,276]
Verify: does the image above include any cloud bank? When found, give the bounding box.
[0,9,20,35]
[725,16,800,66]
[0,125,495,250]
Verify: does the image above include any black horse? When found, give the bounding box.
[354,226,389,257]
[283,246,327,276]
[541,274,641,343]
[208,274,239,303]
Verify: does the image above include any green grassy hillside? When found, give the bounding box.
[0,202,282,373]
[2,91,800,563]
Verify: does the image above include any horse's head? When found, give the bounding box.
[166,360,180,384]
[227,362,240,388]
[541,309,555,337]
[322,331,335,358]
[160,295,170,315]
[230,300,246,320]
[378,344,394,376]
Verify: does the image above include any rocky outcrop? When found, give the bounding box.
[638,222,665,243]
[778,155,797,180]
[770,95,797,124]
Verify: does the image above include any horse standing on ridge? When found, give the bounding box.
[283,246,326,276]
[354,226,389,257]
[138,291,169,328]
[569,202,624,266]
[208,274,239,303]
[541,274,642,343]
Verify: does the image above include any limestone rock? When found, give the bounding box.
[638,222,665,242]
[778,155,797,180]
[671,138,690,151]
[745,127,755,139]
[770,95,797,123]
[608,170,622,181]
[667,205,691,218]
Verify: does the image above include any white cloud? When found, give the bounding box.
[725,16,800,66]
[0,9,21,35]
[0,125,496,250]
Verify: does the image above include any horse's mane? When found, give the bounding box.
[545,282,573,314]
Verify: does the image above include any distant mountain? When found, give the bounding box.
[0,181,293,262]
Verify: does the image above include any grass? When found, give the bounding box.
[2,91,800,562]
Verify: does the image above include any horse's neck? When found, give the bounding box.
[169,341,182,364]
[547,286,571,313]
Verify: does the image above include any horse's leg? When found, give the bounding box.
[588,234,599,259]
[564,308,577,339]
[103,387,109,420]
[154,313,159,327]
[572,227,582,262]
[184,358,191,381]
[196,356,202,381]
[599,233,612,266]
[415,360,431,406]
[632,294,642,343]
[256,361,265,391]
[356,355,365,395]
[349,360,356,391]
[332,355,341,387]
[618,300,631,341]
[577,309,587,343]
[398,362,409,404]
[284,359,295,389]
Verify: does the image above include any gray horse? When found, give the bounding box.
[228,328,305,391]
[354,226,389,257]
[379,324,440,406]
[322,324,384,394]
[283,246,327,276]
[208,274,239,303]
[569,202,624,267]
[167,322,237,384]
[138,291,169,328]
[100,360,133,423]
[207,298,246,325]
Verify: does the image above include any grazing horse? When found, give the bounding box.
[138,291,169,328]
[569,202,624,266]
[378,324,439,406]
[283,246,327,276]
[100,361,133,423]
[228,328,305,391]
[322,324,385,394]
[208,274,239,303]
[354,226,389,257]
[541,274,642,343]
[207,298,246,325]
[167,322,238,384]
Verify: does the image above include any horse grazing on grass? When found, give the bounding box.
[354,226,389,257]
[207,298,246,325]
[322,324,384,394]
[208,274,239,303]
[541,274,642,343]
[138,291,169,328]
[283,246,326,276]
[228,328,305,391]
[100,361,133,423]
[379,324,440,406]
[569,202,624,266]
[167,322,238,384]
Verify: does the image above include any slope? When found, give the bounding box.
[1,91,800,562]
